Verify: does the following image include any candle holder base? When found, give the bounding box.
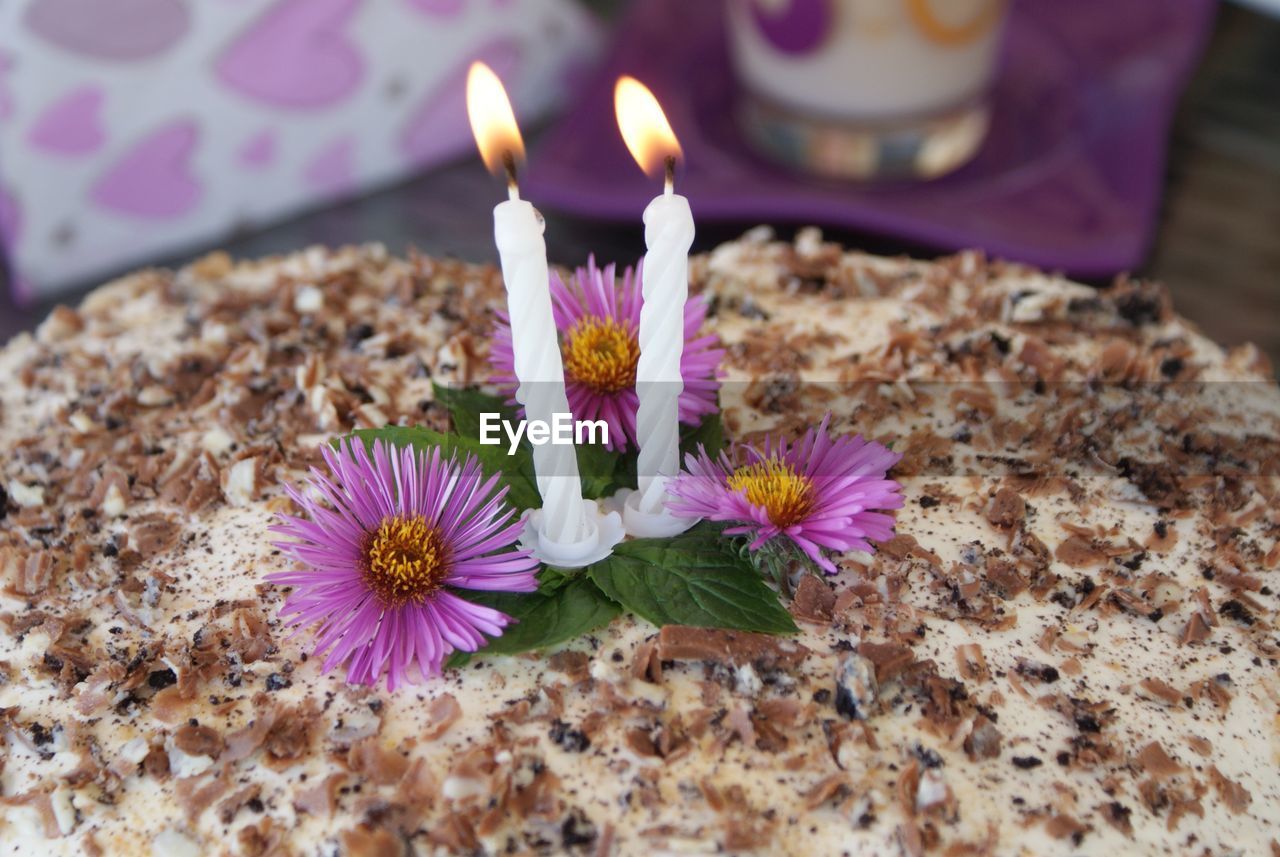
[520,499,624,569]
[616,488,699,538]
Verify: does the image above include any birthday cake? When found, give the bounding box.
[2,228,1279,855]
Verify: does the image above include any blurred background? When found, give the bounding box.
[1,0,1277,364]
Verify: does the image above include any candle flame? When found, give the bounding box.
[466,61,525,179]
[614,76,682,179]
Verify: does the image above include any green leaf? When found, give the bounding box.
[445,575,622,668]
[344,425,542,511]
[532,565,578,595]
[576,441,619,500]
[681,412,726,458]
[587,523,797,635]
[607,450,639,494]
[431,382,515,441]
[598,412,724,497]
[432,381,619,500]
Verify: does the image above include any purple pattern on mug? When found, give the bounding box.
[399,38,522,165]
[748,0,830,55]
[28,86,107,156]
[216,0,365,109]
[23,0,190,61]
[90,120,202,218]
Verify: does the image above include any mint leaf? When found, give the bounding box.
[576,441,619,500]
[433,381,619,500]
[588,523,797,635]
[344,425,541,511]
[432,382,514,441]
[599,412,722,497]
[533,565,578,595]
[445,575,621,667]
[681,412,726,458]
[607,451,639,494]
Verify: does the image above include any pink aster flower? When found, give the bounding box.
[667,415,904,573]
[268,439,538,690]
[490,259,724,452]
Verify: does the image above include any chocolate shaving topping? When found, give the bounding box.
[856,641,916,684]
[655,626,809,670]
[790,574,836,624]
[2,234,1278,855]
[173,723,225,759]
[984,488,1026,530]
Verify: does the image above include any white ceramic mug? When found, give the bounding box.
[727,0,1009,179]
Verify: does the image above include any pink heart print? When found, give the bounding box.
[237,129,277,169]
[28,86,107,156]
[399,38,523,166]
[90,120,202,218]
[404,0,465,17]
[23,0,190,61]
[216,0,366,109]
[303,136,356,194]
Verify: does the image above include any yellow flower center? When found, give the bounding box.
[561,315,639,395]
[726,459,815,528]
[362,515,449,607]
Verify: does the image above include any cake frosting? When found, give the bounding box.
[2,229,1278,855]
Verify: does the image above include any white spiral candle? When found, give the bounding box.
[493,198,586,544]
[635,190,694,514]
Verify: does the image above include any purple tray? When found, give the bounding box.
[525,0,1215,277]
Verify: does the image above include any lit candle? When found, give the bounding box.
[466,63,622,565]
[615,77,695,522]
[466,62,584,544]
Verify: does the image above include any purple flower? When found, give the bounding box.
[490,259,724,452]
[268,439,538,690]
[668,415,904,573]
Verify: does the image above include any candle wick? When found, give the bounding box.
[663,155,675,196]
[504,150,520,201]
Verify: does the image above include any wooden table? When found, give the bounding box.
[3,5,1277,367]
[1145,4,1280,368]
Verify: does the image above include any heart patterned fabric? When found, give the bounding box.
[0,0,599,295]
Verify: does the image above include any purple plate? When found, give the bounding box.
[525,0,1215,277]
